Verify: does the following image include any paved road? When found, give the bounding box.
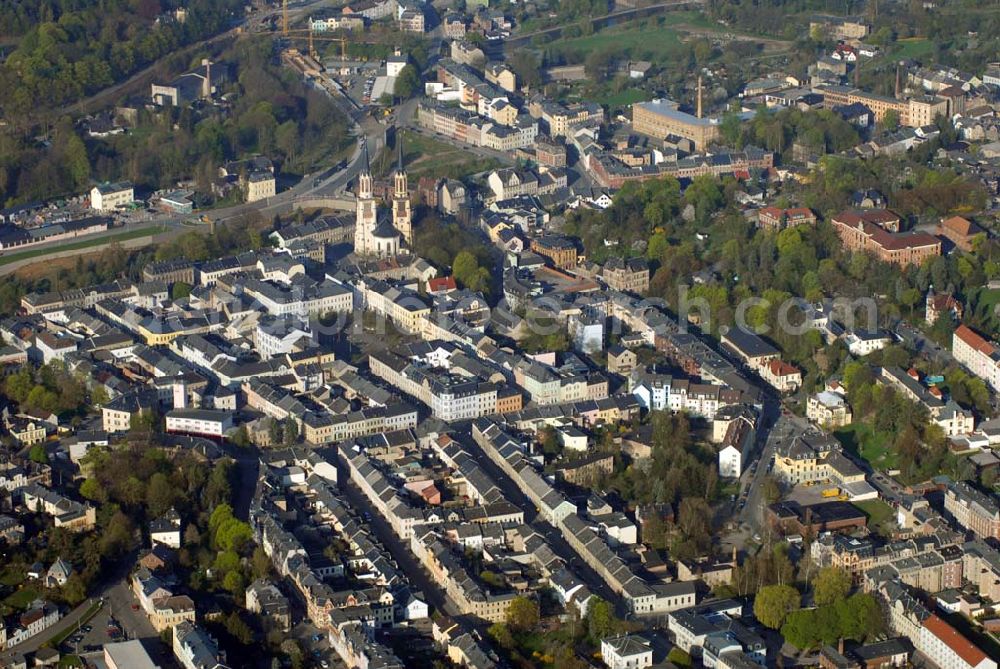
[0,551,150,659]
[894,321,954,368]
[449,424,622,611]
[334,460,464,620]
[57,0,341,117]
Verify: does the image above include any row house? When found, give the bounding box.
[943,480,1000,540]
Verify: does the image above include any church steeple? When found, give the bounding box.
[392,139,412,245]
[393,141,407,198]
[359,138,373,200]
[354,137,379,255]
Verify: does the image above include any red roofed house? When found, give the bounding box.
[760,358,802,393]
[952,324,1000,392]
[938,215,986,253]
[919,614,996,669]
[831,211,940,267]
[427,276,457,294]
[757,206,817,231]
[926,286,962,325]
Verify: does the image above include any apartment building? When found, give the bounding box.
[943,480,1000,540]
[807,391,853,428]
[953,324,1000,392]
[165,409,233,438]
[90,182,134,211]
[603,257,650,294]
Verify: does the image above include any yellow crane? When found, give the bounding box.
[279,0,349,59]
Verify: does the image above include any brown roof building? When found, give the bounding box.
[831,214,941,267]
[937,215,986,252]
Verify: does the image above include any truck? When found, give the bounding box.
[821,487,841,498]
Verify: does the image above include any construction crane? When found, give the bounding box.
[280,28,348,59]
[279,0,348,59]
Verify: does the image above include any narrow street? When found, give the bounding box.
[334,459,463,621]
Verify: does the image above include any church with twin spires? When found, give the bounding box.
[353,139,412,257]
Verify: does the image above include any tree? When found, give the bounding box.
[505,596,540,633]
[883,109,900,132]
[393,65,421,100]
[488,622,515,650]
[61,574,87,606]
[509,51,542,90]
[171,282,193,300]
[282,417,298,446]
[668,648,693,668]
[146,473,176,517]
[223,570,246,597]
[79,478,106,503]
[813,566,851,606]
[720,109,743,147]
[585,597,619,642]
[224,610,254,643]
[230,424,250,447]
[267,417,282,446]
[781,609,818,649]
[754,584,801,629]
[28,444,48,464]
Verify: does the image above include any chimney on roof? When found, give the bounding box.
[697,75,703,119]
[838,638,844,654]
[895,64,901,99]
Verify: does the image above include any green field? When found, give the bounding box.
[598,88,650,109]
[3,585,40,611]
[546,24,685,61]
[382,130,502,180]
[892,38,936,60]
[834,423,898,469]
[853,499,895,527]
[0,226,165,268]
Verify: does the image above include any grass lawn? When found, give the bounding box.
[892,38,935,60]
[546,22,685,61]
[853,499,894,527]
[0,226,165,268]
[4,585,40,611]
[598,88,650,109]
[834,423,898,470]
[388,130,501,180]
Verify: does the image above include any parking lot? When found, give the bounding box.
[785,480,849,506]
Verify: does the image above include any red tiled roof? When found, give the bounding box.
[923,614,987,667]
[833,209,900,228]
[768,359,800,377]
[955,324,996,356]
[785,207,815,219]
[427,276,457,293]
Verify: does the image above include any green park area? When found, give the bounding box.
[835,423,899,470]
[375,131,502,181]
[546,23,686,62]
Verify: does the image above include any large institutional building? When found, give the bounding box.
[631,98,722,150]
